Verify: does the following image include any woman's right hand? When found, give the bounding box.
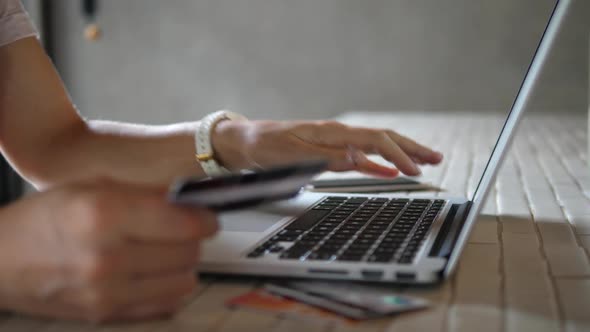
[0,179,218,322]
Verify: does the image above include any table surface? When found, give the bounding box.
[2,111,589,332]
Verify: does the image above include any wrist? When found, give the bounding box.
[210,119,249,171]
[195,111,247,176]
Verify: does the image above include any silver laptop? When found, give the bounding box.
[199,0,570,284]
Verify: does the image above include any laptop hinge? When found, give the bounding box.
[428,201,472,258]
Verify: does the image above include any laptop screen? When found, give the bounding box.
[469,0,563,206]
[445,0,569,276]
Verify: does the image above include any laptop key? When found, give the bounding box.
[340,224,363,230]
[380,237,403,245]
[288,245,315,253]
[313,205,339,211]
[317,243,340,251]
[358,234,381,241]
[296,240,319,247]
[286,209,331,231]
[348,243,373,250]
[314,226,334,232]
[384,232,407,239]
[335,230,357,236]
[268,244,285,253]
[325,197,347,202]
[330,234,351,240]
[337,254,365,262]
[279,252,307,260]
[373,246,398,254]
[347,197,369,204]
[308,231,331,237]
[320,223,340,229]
[247,251,264,258]
[323,236,348,243]
[306,252,335,260]
[398,258,413,264]
[299,235,325,242]
[368,254,393,263]
[347,248,372,255]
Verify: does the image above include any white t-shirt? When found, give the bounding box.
[0,0,37,47]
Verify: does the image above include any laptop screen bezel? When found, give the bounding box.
[443,0,568,277]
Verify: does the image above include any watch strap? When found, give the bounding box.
[195,110,247,177]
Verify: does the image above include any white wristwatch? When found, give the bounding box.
[195,110,247,177]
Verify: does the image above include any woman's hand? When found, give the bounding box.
[212,120,443,177]
[0,179,218,322]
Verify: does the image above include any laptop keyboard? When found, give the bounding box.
[247,196,445,264]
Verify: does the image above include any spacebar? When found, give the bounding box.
[285,209,330,231]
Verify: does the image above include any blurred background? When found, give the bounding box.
[21,0,589,123]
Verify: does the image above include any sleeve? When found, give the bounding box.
[0,0,38,48]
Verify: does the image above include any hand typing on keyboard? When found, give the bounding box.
[211,120,444,178]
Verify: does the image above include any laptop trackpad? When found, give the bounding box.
[220,210,285,232]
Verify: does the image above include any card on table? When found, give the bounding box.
[264,281,430,317]
[226,289,358,325]
[263,283,378,320]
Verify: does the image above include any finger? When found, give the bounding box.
[256,136,353,171]
[81,182,220,243]
[272,130,402,177]
[121,197,219,243]
[295,122,441,169]
[345,128,420,176]
[116,270,196,311]
[318,124,439,173]
[386,131,443,164]
[315,126,420,176]
[411,156,426,165]
[347,148,400,177]
[80,270,197,322]
[0,297,87,322]
[298,144,400,177]
[120,242,201,277]
[115,299,182,322]
[377,136,421,176]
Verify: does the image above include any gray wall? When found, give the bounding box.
[51,0,589,123]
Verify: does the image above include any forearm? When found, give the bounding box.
[27,119,207,189]
[1,37,254,189]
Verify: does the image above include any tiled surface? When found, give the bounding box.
[1,112,588,331]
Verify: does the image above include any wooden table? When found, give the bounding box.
[1,111,589,332]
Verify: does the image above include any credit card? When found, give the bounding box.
[264,283,377,320]
[265,281,429,316]
[226,289,357,325]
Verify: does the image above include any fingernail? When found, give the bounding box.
[413,164,422,175]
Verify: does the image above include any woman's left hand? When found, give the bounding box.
[212,120,443,177]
